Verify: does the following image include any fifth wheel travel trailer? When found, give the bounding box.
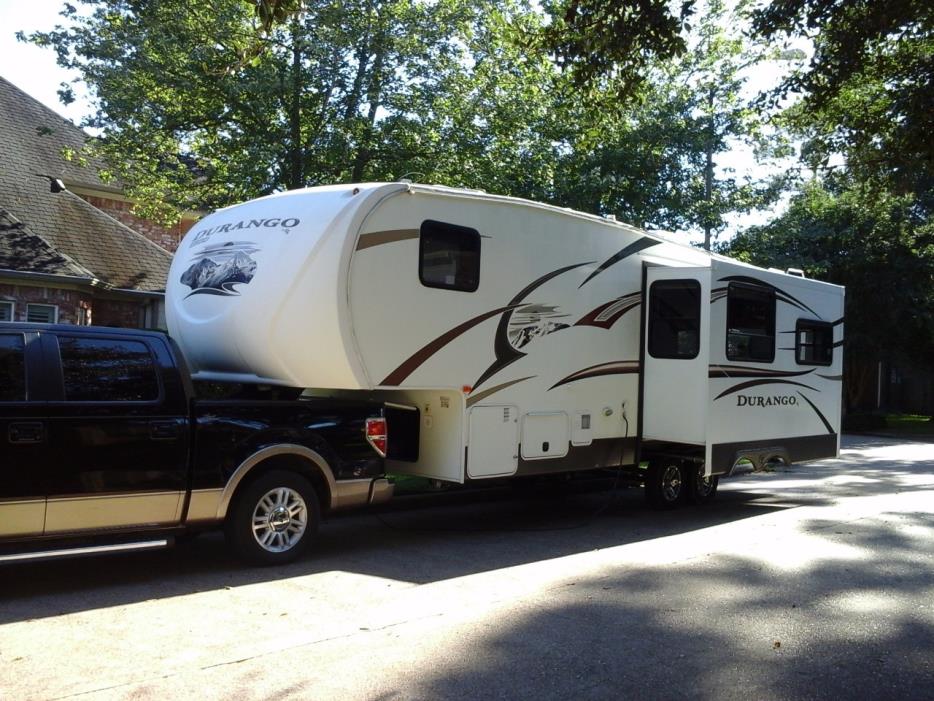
[166,182,844,507]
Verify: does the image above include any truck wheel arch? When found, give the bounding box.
[216,444,337,520]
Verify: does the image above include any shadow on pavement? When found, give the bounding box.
[409,509,934,700]
[1,435,931,628]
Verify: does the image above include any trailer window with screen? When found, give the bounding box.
[648,280,701,359]
[419,220,480,292]
[726,284,775,362]
[796,320,833,366]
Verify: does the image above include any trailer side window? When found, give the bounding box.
[796,320,833,366]
[0,334,26,401]
[648,280,701,359]
[726,283,775,362]
[59,337,159,402]
[419,220,480,292]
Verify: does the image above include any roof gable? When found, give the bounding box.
[0,76,172,292]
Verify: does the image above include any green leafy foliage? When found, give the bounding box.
[24,0,564,223]
[550,1,790,244]
[540,0,695,99]
[752,0,934,202]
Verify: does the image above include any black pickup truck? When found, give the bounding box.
[0,323,393,565]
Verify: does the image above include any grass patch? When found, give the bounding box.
[387,474,436,495]
[883,413,934,436]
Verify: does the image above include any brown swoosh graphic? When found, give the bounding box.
[579,237,660,288]
[549,361,640,390]
[380,304,523,386]
[356,228,420,251]
[713,378,819,400]
[709,365,816,379]
[575,292,642,329]
[796,391,835,433]
[466,376,536,407]
[473,262,595,390]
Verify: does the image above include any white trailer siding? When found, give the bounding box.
[166,182,844,485]
[705,260,844,472]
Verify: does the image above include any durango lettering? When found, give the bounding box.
[192,217,301,243]
[736,395,798,407]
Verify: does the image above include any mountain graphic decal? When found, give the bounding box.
[507,304,570,350]
[180,241,259,297]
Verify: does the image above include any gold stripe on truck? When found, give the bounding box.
[44,492,185,533]
[0,500,46,537]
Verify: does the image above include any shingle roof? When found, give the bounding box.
[0,209,90,278]
[0,76,171,292]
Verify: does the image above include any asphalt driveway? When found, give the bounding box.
[1,435,932,700]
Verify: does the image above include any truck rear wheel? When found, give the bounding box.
[645,460,685,510]
[225,469,320,566]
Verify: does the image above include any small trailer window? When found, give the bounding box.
[419,220,480,292]
[0,301,13,322]
[796,320,833,366]
[726,283,775,362]
[648,280,701,359]
[0,334,26,401]
[58,337,160,402]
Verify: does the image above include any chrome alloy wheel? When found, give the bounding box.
[661,464,683,502]
[695,466,715,497]
[251,487,308,553]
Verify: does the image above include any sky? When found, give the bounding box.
[0,0,91,124]
[0,0,799,243]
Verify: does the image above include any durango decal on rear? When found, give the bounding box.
[736,395,799,407]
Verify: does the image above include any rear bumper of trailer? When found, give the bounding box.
[714,434,839,476]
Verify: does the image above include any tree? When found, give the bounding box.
[723,177,934,410]
[751,0,934,202]
[24,0,562,223]
[540,0,694,99]
[551,0,790,245]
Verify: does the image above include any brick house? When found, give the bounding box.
[0,76,195,329]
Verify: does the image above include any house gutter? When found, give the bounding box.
[0,268,165,298]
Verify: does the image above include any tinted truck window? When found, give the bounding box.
[0,334,26,401]
[59,337,159,402]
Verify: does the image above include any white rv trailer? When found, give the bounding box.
[166,183,844,506]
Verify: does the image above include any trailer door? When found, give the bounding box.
[642,267,710,446]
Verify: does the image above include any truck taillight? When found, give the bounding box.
[365,417,387,458]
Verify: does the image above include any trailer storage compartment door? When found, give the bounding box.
[642,267,711,446]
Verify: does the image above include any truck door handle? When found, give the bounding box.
[150,421,180,440]
[9,422,45,444]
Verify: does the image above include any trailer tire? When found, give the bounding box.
[686,463,719,505]
[645,460,685,509]
[225,469,320,566]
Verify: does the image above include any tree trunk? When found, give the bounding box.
[703,86,715,251]
[288,16,304,190]
[351,35,386,182]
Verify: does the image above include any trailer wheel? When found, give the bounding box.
[686,463,719,505]
[225,469,320,566]
[645,460,685,509]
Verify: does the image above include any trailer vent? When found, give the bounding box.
[503,407,511,422]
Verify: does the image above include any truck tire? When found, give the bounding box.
[225,469,320,566]
[645,460,685,510]
[686,463,719,505]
